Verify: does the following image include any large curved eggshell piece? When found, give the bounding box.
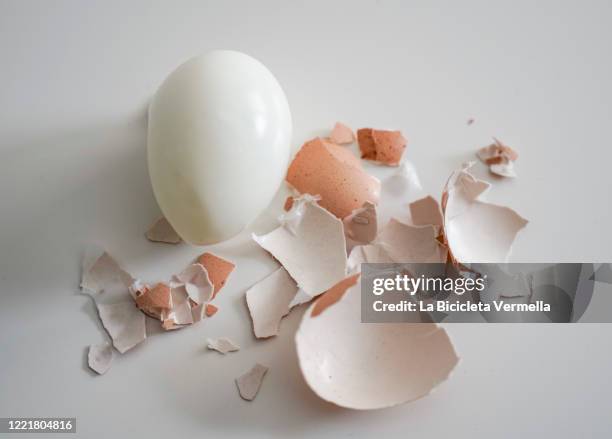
[148,51,292,244]
[296,282,459,410]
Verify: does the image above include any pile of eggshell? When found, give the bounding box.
[243,122,527,409]
[82,115,527,409]
[82,116,527,412]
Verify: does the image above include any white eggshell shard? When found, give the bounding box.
[253,196,347,298]
[148,51,292,244]
[296,283,459,410]
[442,164,527,264]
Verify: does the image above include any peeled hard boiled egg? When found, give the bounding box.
[148,51,292,244]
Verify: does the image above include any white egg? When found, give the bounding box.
[148,51,292,244]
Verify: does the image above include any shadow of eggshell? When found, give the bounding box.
[286,137,380,219]
[296,282,459,410]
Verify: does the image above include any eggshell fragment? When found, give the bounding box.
[409,195,443,231]
[96,301,146,353]
[253,196,347,297]
[81,250,134,299]
[442,163,528,264]
[296,282,458,410]
[286,137,380,218]
[377,219,448,263]
[173,263,214,305]
[81,251,146,353]
[347,243,394,273]
[343,202,377,244]
[162,286,194,329]
[236,363,268,401]
[357,128,407,166]
[489,160,517,178]
[246,267,299,338]
[197,252,235,297]
[88,342,113,375]
[205,304,219,317]
[476,138,519,178]
[207,337,240,354]
[132,282,172,320]
[311,274,360,317]
[145,217,181,244]
[283,196,294,211]
[329,122,355,145]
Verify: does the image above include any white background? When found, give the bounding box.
[1,0,611,437]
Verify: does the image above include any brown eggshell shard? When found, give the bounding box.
[357,128,407,166]
[311,273,360,317]
[133,282,171,320]
[442,163,528,264]
[356,128,376,160]
[329,122,355,145]
[343,202,378,244]
[253,196,347,297]
[371,129,407,166]
[283,196,294,211]
[409,195,443,227]
[296,282,459,410]
[236,363,269,401]
[205,303,219,317]
[145,217,182,244]
[197,252,235,297]
[286,137,380,219]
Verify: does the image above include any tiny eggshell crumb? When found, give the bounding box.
[283,196,294,211]
[205,303,218,317]
[329,122,355,145]
[197,252,235,297]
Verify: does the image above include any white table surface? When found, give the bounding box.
[1,1,611,437]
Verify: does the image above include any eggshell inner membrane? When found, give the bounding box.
[296,283,459,410]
